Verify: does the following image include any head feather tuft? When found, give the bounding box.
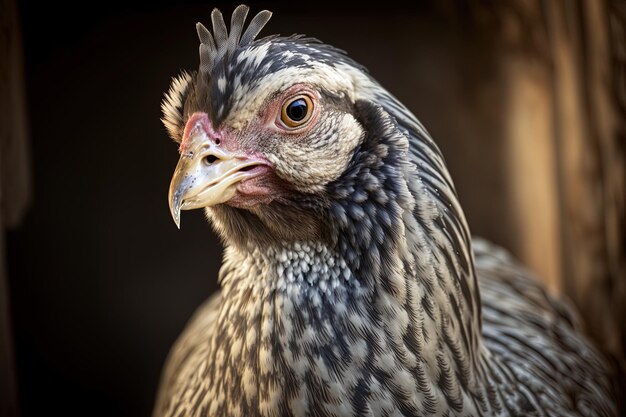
[196,5,272,78]
[161,6,273,143]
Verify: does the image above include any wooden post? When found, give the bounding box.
[0,0,32,414]
[424,0,626,359]
[544,0,625,359]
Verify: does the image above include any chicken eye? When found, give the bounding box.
[280,95,313,128]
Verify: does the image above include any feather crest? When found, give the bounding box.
[197,5,272,77]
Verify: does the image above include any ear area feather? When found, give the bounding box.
[161,71,193,143]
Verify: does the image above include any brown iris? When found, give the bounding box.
[280,95,313,128]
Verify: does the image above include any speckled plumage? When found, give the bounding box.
[154,6,618,417]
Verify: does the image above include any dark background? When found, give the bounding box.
[6,2,457,416]
[5,1,625,416]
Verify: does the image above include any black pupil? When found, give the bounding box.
[286,99,308,122]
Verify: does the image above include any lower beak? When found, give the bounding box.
[168,141,259,228]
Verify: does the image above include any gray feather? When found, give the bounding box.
[196,22,215,52]
[193,7,271,80]
[198,43,213,74]
[239,10,272,46]
[210,8,228,50]
[227,4,249,55]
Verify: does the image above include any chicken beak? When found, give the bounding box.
[168,139,257,229]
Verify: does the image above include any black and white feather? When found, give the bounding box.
[155,6,619,417]
[161,71,193,141]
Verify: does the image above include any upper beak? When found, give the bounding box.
[168,134,259,228]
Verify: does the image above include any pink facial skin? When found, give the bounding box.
[179,112,240,154]
[178,84,321,208]
[180,112,217,153]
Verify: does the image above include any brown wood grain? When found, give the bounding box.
[0,0,31,414]
[421,0,625,360]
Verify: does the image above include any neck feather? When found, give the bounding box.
[324,99,484,382]
[207,98,488,415]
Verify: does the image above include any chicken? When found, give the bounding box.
[154,6,618,417]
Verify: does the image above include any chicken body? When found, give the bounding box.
[155,239,616,417]
[154,6,617,417]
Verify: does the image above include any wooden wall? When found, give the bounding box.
[0,0,31,414]
[418,0,626,360]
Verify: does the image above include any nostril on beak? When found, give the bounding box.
[203,155,219,165]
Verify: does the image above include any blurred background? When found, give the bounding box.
[1,0,624,416]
